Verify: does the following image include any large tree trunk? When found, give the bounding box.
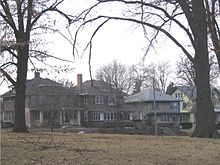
[192,57,217,137]
[13,44,29,132]
[191,0,218,138]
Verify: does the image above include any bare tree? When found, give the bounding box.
[96,60,131,126]
[0,0,72,132]
[57,78,75,88]
[149,61,172,93]
[96,60,132,94]
[176,54,219,86]
[205,0,220,71]
[38,85,66,132]
[130,61,172,93]
[129,63,149,94]
[73,0,218,137]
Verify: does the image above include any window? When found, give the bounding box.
[170,103,174,109]
[104,112,115,120]
[180,114,189,122]
[84,97,87,104]
[183,102,187,109]
[3,111,13,121]
[73,111,78,120]
[108,96,116,105]
[175,93,183,98]
[91,112,101,121]
[172,115,178,122]
[33,111,40,120]
[95,96,104,104]
[64,111,70,122]
[171,102,179,111]
[160,115,170,123]
[124,112,130,121]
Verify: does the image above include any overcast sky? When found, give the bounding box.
[41,0,184,83]
[0,0,219,94]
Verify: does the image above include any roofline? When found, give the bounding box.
[125,100,180,103]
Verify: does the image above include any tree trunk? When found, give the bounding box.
[13,45,29,132]
[192,59,218,137]
[191,0,218,138]
[216,52,220,72]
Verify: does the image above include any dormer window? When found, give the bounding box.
[175,93,183,98]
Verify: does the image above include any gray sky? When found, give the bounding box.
[0,0,220,94]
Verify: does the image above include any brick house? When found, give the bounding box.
[77,74,128,128]
[1,72,83,128]
[1,73,127,128]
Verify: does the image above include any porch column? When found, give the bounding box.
[25,108,30,127]
[77,111,81,126]
[60,109,64,126]
[39,111,43,125]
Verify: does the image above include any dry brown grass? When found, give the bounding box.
[1,129,220,165]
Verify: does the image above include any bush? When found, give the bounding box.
[180,122,193,129]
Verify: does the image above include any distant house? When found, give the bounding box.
[77,74,127,128]
[123,89,181,127]
[1,73,127,128]
[167,85,220,129]
[1,72,83,128]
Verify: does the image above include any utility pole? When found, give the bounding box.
[153,76,158,135]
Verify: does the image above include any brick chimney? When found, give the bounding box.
[77,74,82,93]
[35,72,40,78]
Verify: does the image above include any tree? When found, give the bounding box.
[205,0,220,71]
[96,60,132,94]
[176,54,219,86]
[0,0,71,132]
[38,85,66,132]
[130,61,172,93]
[96,60,131,126]
[73,0,219,137]
[149,61,172,93]
[129,63,149,94]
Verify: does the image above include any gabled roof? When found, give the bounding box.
[168,86,197,100]
[125,88,180,103]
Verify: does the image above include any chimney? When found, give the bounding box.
[35,72,40,78]
[77,74,82,93]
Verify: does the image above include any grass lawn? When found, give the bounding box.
[1,129,220,165]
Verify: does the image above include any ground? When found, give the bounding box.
[1,129,220,165]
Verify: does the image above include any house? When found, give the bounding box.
[167,85,220,129]
[77,74,128,128]
[212,87,220,128]
[123,89,181,128]
[1,73,127,128]
[1,72,83,128]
